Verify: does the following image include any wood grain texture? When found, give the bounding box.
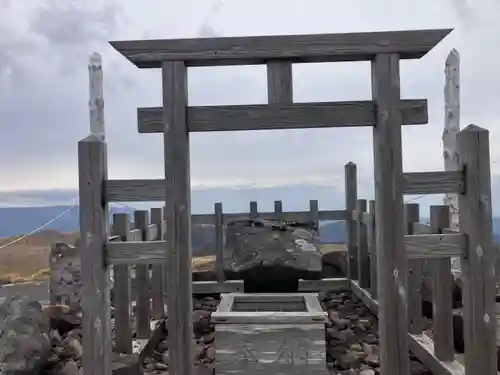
[371,53,409,375]
[457,125,496,375]
[309,199,319,230]
[110,29,452,68]
[350,281,465,375]
[409,333,465,375]
[137,100,428,133]
[405,203,423,334]
[111,213,133,354]
[356,199,369,288]
[162,61,193,375]
[368,200,377,299]
[134,210,151,339]
[443,49,461,231]
[266,61,293,103]
[404,234,465,259]
[128,228,142,241]
[146,224,158,241]
[345,162,358,280]
[78,135,112,375]
[430,205,454,361]
[88,53,105,138]
[249,201,258,219]
[412,222,433,234]
[274,200,283,220]
[150,207,165,319]
[298,277,350,292]
[402,171,463,195]
[214,202,224,282]
[106,241,168,264]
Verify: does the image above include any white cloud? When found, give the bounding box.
[1,0,500,210]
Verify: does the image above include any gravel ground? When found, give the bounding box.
[141,291,433,375]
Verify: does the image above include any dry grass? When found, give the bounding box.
[0,231,78,282]
[0,230,345,282]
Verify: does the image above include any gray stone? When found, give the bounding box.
[223,219,323,290]
[0,294,51,374]
[49,243,82,312]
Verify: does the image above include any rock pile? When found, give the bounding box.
[141,295,220,374]
[0,295,51,375]
[320,291,432,375]
[141,292,433,375]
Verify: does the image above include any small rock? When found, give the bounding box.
[157,340,169,352]
[60,337,83,359]
[364,353,380,367]
[54,360,79,375]
[161,351,169,364]
[338,351,360,369]
[155,362,169,370]
[363,333,378,344]
[349,343,363,352]
[203,332,214,345]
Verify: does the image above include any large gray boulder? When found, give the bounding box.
[0,294,51,375]
[223,219,323,291]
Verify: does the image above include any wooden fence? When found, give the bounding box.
[106,201,345,353]
[345,126,496,375]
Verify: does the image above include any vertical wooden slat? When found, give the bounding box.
[458,125,496,375]
[249,201,258,219]
[150,207,165,319]
[309,199,319,233]
[357,199,369,288]
[405,203,423,334]
[134,210,151,338]
[274,200,283,221]
[112,213,133,354]
[368,200,377,298]
[345,162,358,280]
[266,61,293,103]
[214,202,225,282]
[371,53,409,375]
[162,60,193,375]
[429,205,454,361]
[78,134,112,375]
[162,205,168,297]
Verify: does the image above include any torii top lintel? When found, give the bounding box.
[109,28,452,68]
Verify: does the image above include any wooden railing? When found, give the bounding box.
[345,126,496,375]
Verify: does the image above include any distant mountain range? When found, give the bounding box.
[1,205,500,254]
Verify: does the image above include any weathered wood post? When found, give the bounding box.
[151,207,165,319]
[112,213,133,353]
[457,125,496,374]
[429,205,454,361]
[443,49,461,276]
[368,200,377,298]
[78,134,112,375]
[345,162,358,280]
[371,53,409,375]
[249,201,258,218]
[134,210,151,338]
[89,52,105,139]
[357,199,369,288]
[443,49,460,231]
[310,199,319,232]
[405,203,423,334]
[162,61,193,375]
[274,200,283,220]
[214,202,225,282]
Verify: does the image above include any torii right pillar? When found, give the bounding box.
[371,53,410,374]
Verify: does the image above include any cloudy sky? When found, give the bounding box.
[1,0,500,211]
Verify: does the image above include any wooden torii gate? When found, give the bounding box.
[107,29,452,375]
